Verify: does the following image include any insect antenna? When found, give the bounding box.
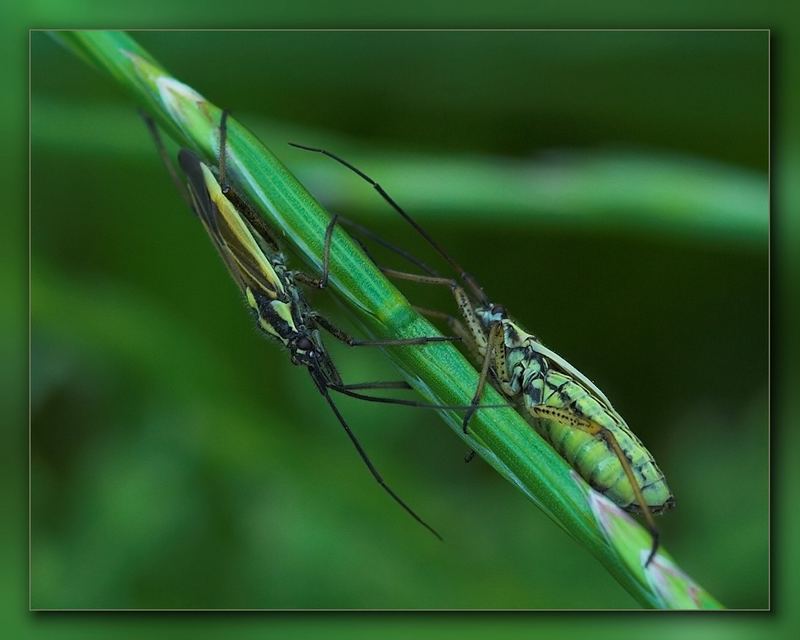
[318,386,443,541]
[334,214,439,278]
[289,143,488,304]
[218,109,230,188]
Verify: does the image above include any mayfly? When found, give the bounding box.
[290,142,676,565]
[142,111,504,541]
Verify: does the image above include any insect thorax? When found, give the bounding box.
[473,303,506,330]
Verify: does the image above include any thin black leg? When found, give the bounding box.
[329,385,510,411]
[318,213,338,288]
[311,312,459,348]
[318,386,442,541]
[339,381,412,391]
[461,321,503,434]
[413,305,479,358]
[140,111,193,208]
[292,213,339,289]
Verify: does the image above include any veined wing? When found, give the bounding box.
[520,331,616,412]
[178,149,285,301]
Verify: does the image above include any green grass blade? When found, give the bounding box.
[31,99,766,246]
[51,29,723,610]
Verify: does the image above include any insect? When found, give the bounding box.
[142,111,506,541]
[290,142,676,565]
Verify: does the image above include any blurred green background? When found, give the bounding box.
[30,30,767,609]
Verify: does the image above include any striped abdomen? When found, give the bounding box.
[522,367,673,513]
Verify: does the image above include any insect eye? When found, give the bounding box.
[492,304,506,316]
[296,336,314,351]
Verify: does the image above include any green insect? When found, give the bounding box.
[290,143,675,565]
[142,111,508,541]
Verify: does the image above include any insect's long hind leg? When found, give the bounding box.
[140,112,193,208]
[290,213,339,289]
[318,386,443,541]
[339,381,412,391]
[328,351,512,412]
[413,305,479,358]
[330,386,509,411]
[531,405,661,567]
[310,311,459,348]
[379,269,488,355]
[461,321,503,434]
[318,213,338,288]
[364,270,503,439]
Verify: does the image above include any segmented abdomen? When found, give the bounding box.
[523,369,673,513]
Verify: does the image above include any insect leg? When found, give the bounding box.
[461,321,504,434]
[317,386,442,541]
[418,311,493,463]
[310,312,459,348]
[329,362,512,412]
[294,206,437,291]
[140,112,193,208]
[289,213,341,290]
[334,381,510,409]
[298,211,488,359]
[413,306,478,356]
[530,405,661,567]
[318,213,338,288]
[330,386,509,411]
[340,381,412,391]
[414,308,483,454]
[380,270,488,353]
[306,216,491,376]
[381,270,457,288]
[365,272,502,439]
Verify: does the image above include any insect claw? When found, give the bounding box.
[461,410,474,434]
[644,531,660,568]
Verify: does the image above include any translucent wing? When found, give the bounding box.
[179,149,285,301]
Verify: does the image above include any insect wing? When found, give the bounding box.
[178,149,285,302]
[526,339,615,412]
